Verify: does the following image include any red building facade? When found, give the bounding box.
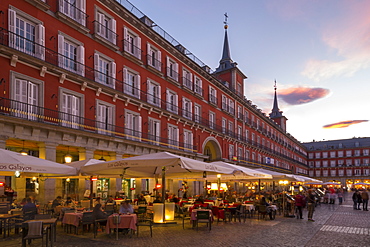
[0,0,308,202]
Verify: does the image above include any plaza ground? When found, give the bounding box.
[2,192,370,247]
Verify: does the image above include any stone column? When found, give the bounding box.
[0,137,7,149]
[79,148,94,161]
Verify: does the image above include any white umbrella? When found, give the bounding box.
[206,161,273,180]
[0,148,77,176]
[68,158,105,172]
[354,182,370,186]
[253,168,305,181]
[80,152,237,177]
[323,182,341,185]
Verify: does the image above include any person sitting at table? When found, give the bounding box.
[52,196,62,208]
[64,197,75,207]
[137,194,147,205]
[92,203,108,225]
[119,200,134,214]
[153,196,162,203]
[11,199,20,209]
[260,196,274,220]
[93,197,102,207]
[105,195,116,206]
[22,197,38,219]
[194,196,205,204]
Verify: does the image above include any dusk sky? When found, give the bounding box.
[129,0,370,143]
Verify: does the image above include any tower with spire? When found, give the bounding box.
[269,81,288,132]
[214,13,247,96]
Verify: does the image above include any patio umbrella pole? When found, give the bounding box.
[161,166,166,223]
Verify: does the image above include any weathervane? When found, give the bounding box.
[224,12,228,29]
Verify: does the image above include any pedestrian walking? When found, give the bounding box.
[356,191,363,210]
[307,189,316,222]
[353,190,359,210]
[337,189,344,205]
[294,191,305,219]
[361,190,369,211]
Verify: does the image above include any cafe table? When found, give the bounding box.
[62,212,83,228]
[105,214,137,234]
[22,218,58,247]
[0,214,20,238]
[190,209,214,227]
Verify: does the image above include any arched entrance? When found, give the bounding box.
[202,137,222,162]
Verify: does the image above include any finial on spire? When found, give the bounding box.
[274,79,277,91]
[224,12,228,29]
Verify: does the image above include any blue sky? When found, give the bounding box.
[129,0,370,143]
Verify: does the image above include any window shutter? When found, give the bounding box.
[28,82,38,105]
[8,9,16,48]
[58,35,65,67]
[155,121,160,140]
[174,94,178,112]
[110,61,116,88]
[96,13,103,35]
[123,68,128,92]
[110,19,116,44]
[182,98,185,112]
[137,115,142,138]
[174,63,178,81]
[94,53,99,81]
[58,0,64,13]
[157,85,161,101]
[123,27,128,51]
[35,24,45,60]
[147,43,151,65]
[166,56,170,75]
[77,45,85,76]
[147,81,153,104]
[77,0,86,25]
[189,101,192,115]
[157,50,162,70]
[136,74,141,99]
[136,36,141,59]
[176,128,179,146]
[96,104,102,129]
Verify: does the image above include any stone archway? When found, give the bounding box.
[202,137,222,162]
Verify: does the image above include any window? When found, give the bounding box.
[322,152,328,158]
[245,111,249,123]
[322,170,328,177]
[222,95,228,111]
[315,152,321,158]
[58,32,84,76]
[355,159,361,166]
[147,43,161,71]
[329,160,335,167]
[346,150,352,157]
[58,0,86,26]
[237,126,242,140]
[209,86,217,104]
[346,159,352,166]
[309,170,314,177]
[166,57,178,81]
[182,97,192,120]
[222,118,226,134]
[183,129,193,150]
[96,100,114,134]
[323,161,328,167]
[245,150,250,160]
[229,145,234,159]
[308,153,314,159]
[330,151,336,158]
[123,67,140,98]
[8,7,45,59]
[147,80,161,107]
[60,88,83,129]
[238,148,242,159]
[355,169,361,175]
[338,151,343,157]
[209,111,215,129]
[309,161,314,168]
[168,124,179,148]
[123,27,141,59]
[330,170,336,177]
[166,89,178,114]
[194,76,202,96]
[237,106,242,119]
[315,161,320,168]
[347,169,352,176]
[338,160,344,166]
[94,52,116,88]
[125,110,142,141]
[364,159,369,165]
[355,150,360,156]
[228,99,235,115]
[315,170,321,177]
[182,69,192,90]
[364,169,369,175]
[338,170,344,176]
[11,72,44,121]
[364,149,369,156]
[95,10,117,45]
[245,130,249,142]
[228,121,234,136]
[148,118,160,145]
[194,104,201,123]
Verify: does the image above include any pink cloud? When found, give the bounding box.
[323,120,369,129]
[278,86,329,105]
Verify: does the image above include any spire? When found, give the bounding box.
[215,13,236,73]
[270,80,283,118]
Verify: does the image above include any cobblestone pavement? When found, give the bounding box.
[2,192,370,247]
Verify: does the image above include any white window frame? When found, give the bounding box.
[10,71,44,120]
[222,95,228,111]
[209,111,215,129]
[209,86,217,104]
[182,69,192,90]
[168,124,179,149]
[148,117,160,145]
[58,31,84,76]
[96,99,115,134]
[58,0,86,26]
[94,51,116,88]
[330,170,336,177]
[123,26,141,59]
[95,9,117,44]
[347,169,352,176]
[330,151,336,158]
[183,129,193,151]
[166,56,178,81]
[364,149,369,156]
[8,7,45,60]
[59,87,84,129]
[229,144,234,159]
[125,110,142,141]
[222,118,226,134]
[194,76,202,96]
[346,150,352,157]
[338,170,344,176]
[123,67,140,99]
[147,43,161,71]
[147,79,161,107]
[182,97,192,120]
[194,104,201,123]
[166,89,178,114]
[228,99,234,114]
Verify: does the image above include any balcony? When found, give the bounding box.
[166,67,179,83]
[123,39,142,61]
[194,85,203,97]
[56,0,89,33]
[146,54,162,73]
[181,77,193,91]
[93,21,119,50]
[209,94,217,105]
